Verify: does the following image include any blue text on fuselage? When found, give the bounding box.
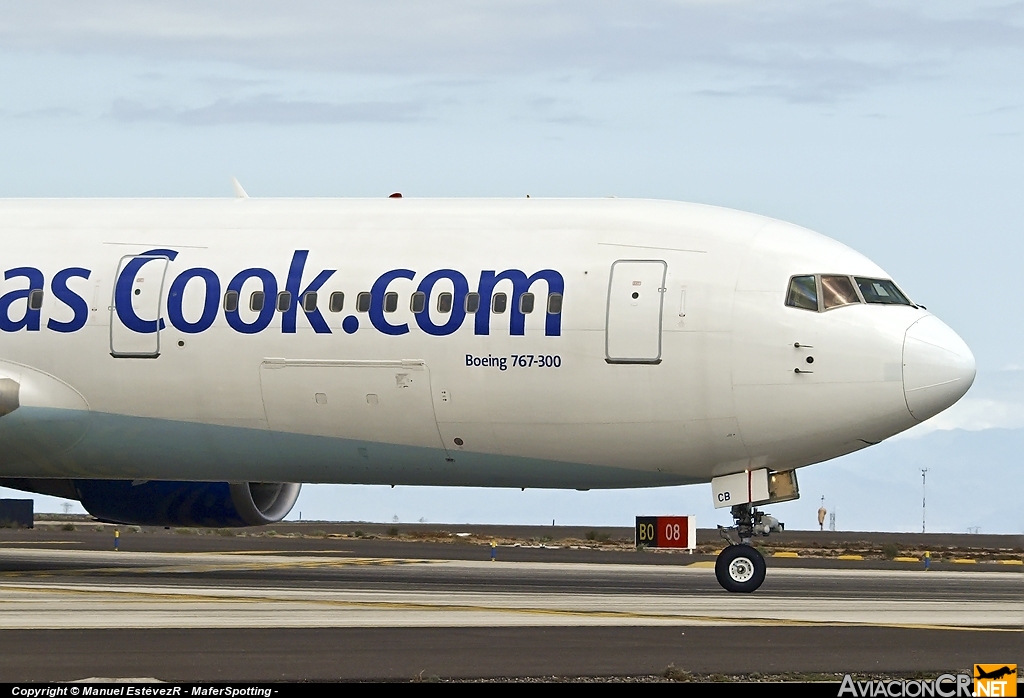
[0,250,564,337]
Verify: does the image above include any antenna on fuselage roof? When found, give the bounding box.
[231,177,249,199]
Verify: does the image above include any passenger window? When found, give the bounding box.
[28,289,43,311]
[277,291,292,313]
[437,292,453,313]
[547,293,563,314]
[250,291,265,312]
[821,275,860,310]
[492,293,507,314]
[465,292,480,313]
[223,290,239,313]
[855,277,912,306]
[384,292,398,313]
[356,292,371,312]
[519,293,535,314]
[329,292,344,312]
[410,291,425,313]
[302,292,317,312]
[785,276,817,311]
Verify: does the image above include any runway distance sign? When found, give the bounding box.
[635,516,696,550]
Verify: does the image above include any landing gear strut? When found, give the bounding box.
[715,503,779,593]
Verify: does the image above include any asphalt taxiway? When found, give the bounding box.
[0,534,1020,681]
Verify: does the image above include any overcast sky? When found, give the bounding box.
[1,1,1022,533]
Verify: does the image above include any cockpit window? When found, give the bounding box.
[855,277,912,306]
[785,276,818,311]
[821,275,860,310]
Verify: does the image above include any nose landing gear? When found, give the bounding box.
[715,503,779,593]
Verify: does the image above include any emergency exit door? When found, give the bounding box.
[605,259,667,364]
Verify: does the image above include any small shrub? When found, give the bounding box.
[663,664,693,682]
[387,527,399,537]
[61,523,76,532]
[412,670,440,683]
[353,530,365,538]
[881,543,900,559]
[309,530,327,538]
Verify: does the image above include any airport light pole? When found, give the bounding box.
[920,468,929,534]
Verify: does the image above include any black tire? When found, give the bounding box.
[715,544,766,593]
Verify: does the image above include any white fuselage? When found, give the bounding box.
[0,198,975,488]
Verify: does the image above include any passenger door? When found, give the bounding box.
[109,253,171,358]
[605,259,668,364]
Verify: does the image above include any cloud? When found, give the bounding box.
[109,95,426,125]
[0,1,1021,102]
[893,397,1024,439]
[521,95,599,125]
[13,107,79,119]
[689,59,901,104]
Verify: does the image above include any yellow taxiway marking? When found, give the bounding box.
[687,561,715,568]
[952,558,977,564]
[837,555,864,560]
[893,557,920,562]
[0,582,1016,634]
[773,552,799,558]
[997,559,1024,565]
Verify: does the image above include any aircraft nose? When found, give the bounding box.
[903,315,976,422]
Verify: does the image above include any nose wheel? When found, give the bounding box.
[715,544,766,593]
[715,502,776,593]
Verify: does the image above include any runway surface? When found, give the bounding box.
[0,545,1020,681]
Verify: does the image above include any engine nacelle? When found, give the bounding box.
[73,480,301,527]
